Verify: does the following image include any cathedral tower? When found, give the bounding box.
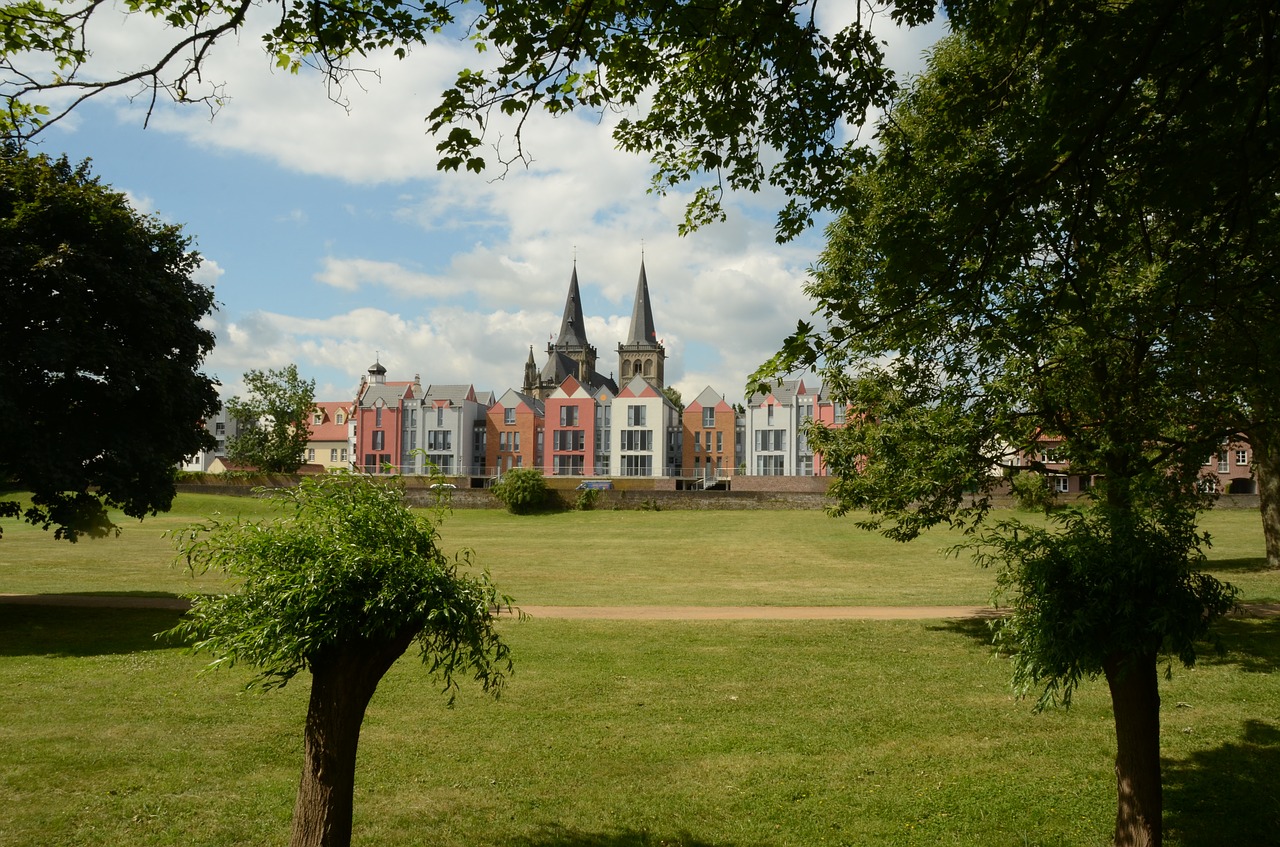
[617,259,665,387]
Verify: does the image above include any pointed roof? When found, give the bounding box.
[691,385,733,411]
[555,265,589,348]
[625,259,659,346]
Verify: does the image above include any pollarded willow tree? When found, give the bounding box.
[169,472,512,847]
[752,29,1258,847]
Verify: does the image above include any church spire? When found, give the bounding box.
[555,264,589,348]
[626,258,658,345]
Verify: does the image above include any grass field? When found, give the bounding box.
[1,494,1277,846]
[1,493,1275,605]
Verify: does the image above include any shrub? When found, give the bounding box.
[491,468,549,514]
[1010,472,1056,512]
[574,488,601,511]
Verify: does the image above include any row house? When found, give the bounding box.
[682,386,741,483]
[543,374,613,477]
[611,375,682,477]
[487,389,544,475]
[1012,435,1256,495]
[353,362,418,473]
[305,401,354,469]
[403,384,492,476]
[180,405,247,472]
[745,378,845,476]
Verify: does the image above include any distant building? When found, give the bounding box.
[352,361,419,474]
[682,386,740,484]
[486,388,544,475]
[306,401,354,469]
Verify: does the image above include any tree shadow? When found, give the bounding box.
[0,604,187,657]
[508,824,758,847]
[1164,720,1280,846]
[1196,616,1280,674]
[926,615,1000,649]
[1205,556,1272,574]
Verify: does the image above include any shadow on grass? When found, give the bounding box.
[1206,556,1273,574]
[509,825,755,847]
[926,615,999,650]
[1197,616,1280,674]
[0,604,187,658]
[1164,719,1280,847]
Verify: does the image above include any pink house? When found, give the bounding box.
[543,375,606,477]
[352,361,419,474]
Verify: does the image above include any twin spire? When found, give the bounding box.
[553,259,657,350]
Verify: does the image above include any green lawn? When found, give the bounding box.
[1,494,1276,846]
[1,494,1274,605]
[1,605,1277,847]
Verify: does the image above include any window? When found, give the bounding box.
[627,404,646,426]
[427,431,452,451]
[340,448,347,461]
[364,454,378,472]
[767,404,774,425]
[427,454,454,474]
[716,431,723,453]
[1053,476,1070,493]
[313,412,323,425]
[553,430,585,451]
[620,455,652,476]
[214,422,225,436]
[755,430,786,451]
[336,411,345,425]
[799,402,814,420]
[513,432,521,452]
[560,405,579,426]
[371,431,385,451]
[307,448,315,461]
[375,405,383,427]
[1237,449,1249,465]
[504,407,516,425]
[330,448,339,462]
[796,455,813,476]
[693,432,701,452]
[756,456,785,475]
[554,455,584,475]
[1218,458,1230,474]
[703,407,716,428]
[834,405,846,424]
[499,432,508,451]
[437,407,445,427]
[620,430,653,451]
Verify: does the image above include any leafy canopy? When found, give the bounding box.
[0,0,935,239]
[0,143,219,540]
[169,472,511,696]
[490,467,548,514]
[756,26,1253,703]
[225,364,317,474]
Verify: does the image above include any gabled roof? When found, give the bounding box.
[617,374,666,400]
[357,380,414,408]
[424,384,477,405]
[310,401,353,440]
[495,388,545,417]
[689,385,733,412]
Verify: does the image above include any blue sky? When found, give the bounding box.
[30,5,946,406]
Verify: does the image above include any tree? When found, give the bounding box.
[756,30,1248,846]
[0,143,219,541]
[225,364,316,473]
[0,0,937,238]
[169,473,512,847]
[662,386,684,416]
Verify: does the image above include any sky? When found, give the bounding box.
[30,4,947,406]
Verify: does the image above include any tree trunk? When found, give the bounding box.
[1104,650,1163,847]
[289,630,417,847]
[1253,426,1280,569]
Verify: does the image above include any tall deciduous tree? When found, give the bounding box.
[756,31,1247,846]
[0,143,219,540]
[169,472,512,847]
[225,364,316,473]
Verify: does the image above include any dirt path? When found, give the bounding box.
[3,594,1276,620]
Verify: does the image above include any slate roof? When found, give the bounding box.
[624,259,659,346]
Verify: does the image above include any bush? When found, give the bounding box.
[574,488,601,511]
[491,468,549,514]
[1009,472,1056,512]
